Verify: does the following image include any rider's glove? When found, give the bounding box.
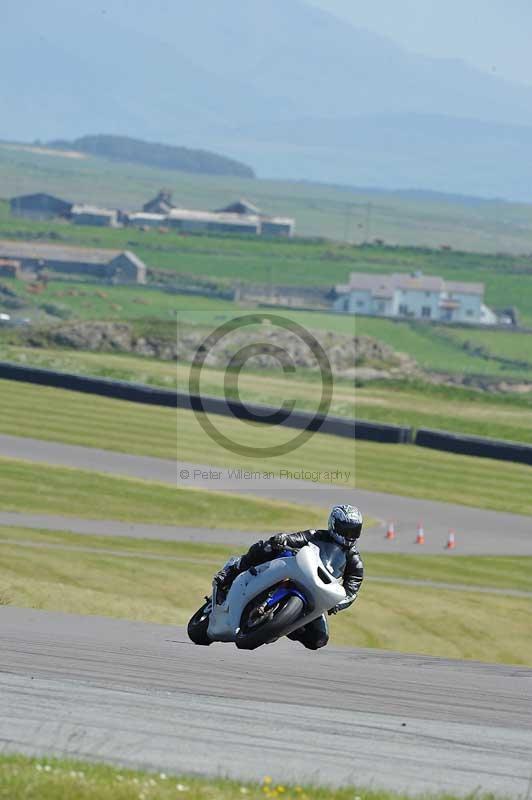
[267,535,288,553]
[328,605,340,616]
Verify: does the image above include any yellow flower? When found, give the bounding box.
[263,777,273,785]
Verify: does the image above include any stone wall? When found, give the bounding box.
[234,283,332,308]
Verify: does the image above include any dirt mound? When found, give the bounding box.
[25,320,420,381]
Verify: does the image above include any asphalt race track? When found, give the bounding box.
[1,609,531,796]
[1,434,531,554]
[3,511,532,567]
[0,511,258,547]
[1,434,531,794]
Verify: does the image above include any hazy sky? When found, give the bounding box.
[309,0,532,87]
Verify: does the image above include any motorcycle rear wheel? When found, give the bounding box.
[187,601,212,646]
[235,595,304,650]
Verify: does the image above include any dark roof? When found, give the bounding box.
[446,280,484,296]
[111,251,147,271]
[168,209,260,228]
[215,198,261,216]
[10,193,72,209]
[142,190,176,214]
[71,204,117,218]
[0,239,122,264]
[336,271,484,297]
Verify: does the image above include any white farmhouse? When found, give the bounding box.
[334,272,497,325]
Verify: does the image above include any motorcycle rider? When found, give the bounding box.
[214,504,364,650]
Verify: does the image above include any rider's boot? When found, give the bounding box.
[287,616,329,650]
[287,627,305,643]
[214,561,241,592]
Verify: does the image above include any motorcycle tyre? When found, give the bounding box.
[187,601,212,646]
[235,595,304,650]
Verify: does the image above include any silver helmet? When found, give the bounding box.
[328,504,363,546]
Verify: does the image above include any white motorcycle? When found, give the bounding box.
[187,542,346,650]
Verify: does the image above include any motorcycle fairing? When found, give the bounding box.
[207,542,345,642]
[266,583,308,610]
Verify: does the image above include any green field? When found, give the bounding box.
[0,457,328,530]
[0,352,530,669]
[1,274,532,379]
[347,315,532,376]
[4,142,532,254]
[2,344,531,443]
[2,140,532,739]
[2,525,529,593]
[2,190,532,323]
[0,754,500,800]
[354,382,532,442]
[441,325,532,364]
[2,525,531,664]
[0,380,530,515]
[0,277,237,327]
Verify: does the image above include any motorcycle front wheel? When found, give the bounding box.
[235,595,304,650]
[187,601,212,646]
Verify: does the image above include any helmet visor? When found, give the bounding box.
[335,520,362,539]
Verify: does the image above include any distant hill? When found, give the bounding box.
[48,135,255,179]
[230,113,532,199]
[3,0,532,198]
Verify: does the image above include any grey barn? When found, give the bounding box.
[71,205,119,227]
[0,241,146,284]
[10,193,73,220]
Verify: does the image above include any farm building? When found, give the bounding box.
[260,217,295,237]
[167,209,260,235]
[127,212,168,229]
[216,198,295,237]
[0,241,146,284]
[10,189,296,238]
[0,258,22,279]
[235,283,330,308]
[10,193,73,220]
[136,194,295,237]
[71,204,118,227]
[334,272,497,325]
[216,198,261,216]
[108,251,147,283]
[143,190,176,214]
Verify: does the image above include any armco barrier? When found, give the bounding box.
[415,428,532,466]
[0,361,177,407]
[182,392,411,443]
[4,361,532,460]
[0,361,410,444]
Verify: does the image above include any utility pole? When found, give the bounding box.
[493,200,501,254]
[343,203,354,243]
[364,202,372,243]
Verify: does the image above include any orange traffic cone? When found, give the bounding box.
[446,530,456,550]
[415,522,425,545]
[385,521,396,541]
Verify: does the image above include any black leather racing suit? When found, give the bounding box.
[224,529,364,650]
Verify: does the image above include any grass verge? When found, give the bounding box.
[0,753,503,800]
[0,458,327,531]
[1,526,530,665]
[2,169,532,318]
[1,380,531,515]
[2,274,532,379]
[1,346,531,443]
[1,525,531,591]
